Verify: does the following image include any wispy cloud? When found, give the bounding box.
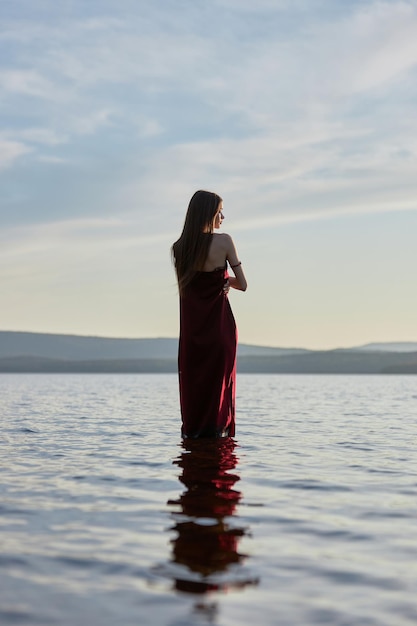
[16,127,66,146]
[0,216,172,264]
[1,1,416,226]
[71,109,115,135]
[0,137,31,169]
[0,69,58,99]
[36,155,68,164]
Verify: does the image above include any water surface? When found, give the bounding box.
[1,374,417,625]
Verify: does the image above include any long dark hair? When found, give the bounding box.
[172,190,222,294]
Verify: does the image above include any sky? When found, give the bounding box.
[1,0,417,350]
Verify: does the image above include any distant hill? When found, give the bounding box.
[237,350,417,374]
[1,351,417,374]
[381,362,417,374]
[0,331,308,360]
[0,356,177,373]
[353,342,417,352]
[0,332,180,360]
[0,331,416,374]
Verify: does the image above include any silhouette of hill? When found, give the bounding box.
[0,331,307,360]
[352,342,417,352]
[0,331,416,374]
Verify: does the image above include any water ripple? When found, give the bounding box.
[1,373,417,625]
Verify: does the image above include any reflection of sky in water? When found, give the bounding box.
[168,438,259,595]
[2,374,417,625]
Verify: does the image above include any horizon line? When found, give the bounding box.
[1,329,417,353]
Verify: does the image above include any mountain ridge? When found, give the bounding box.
[1,330,417,359]
[0,331,309,360]
[0,331,416,374]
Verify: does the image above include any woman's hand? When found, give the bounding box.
[223,279,230,295]
[227,275,247,292]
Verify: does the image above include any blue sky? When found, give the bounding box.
[1,0,417,349]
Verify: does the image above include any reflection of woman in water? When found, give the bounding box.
[168,438,257,594]
[172,190,247,439]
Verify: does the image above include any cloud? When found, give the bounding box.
[0,69,62,100]
[0,216,172,263]
[285,8,415,110]
[344,2,417,92]
[0,137,31,169]
[203,1,417,127]
[134,110,417,229]
[36,155,68,164]
[3,3,416,132]
[1,0,417,229]
[71,109,115,135]
[16,127,66,146]
[234,196,417,232]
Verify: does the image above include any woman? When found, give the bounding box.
[172,190,247,438]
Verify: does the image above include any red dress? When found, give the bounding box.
[178,265,237,438]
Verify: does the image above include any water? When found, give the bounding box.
[1,373,417,625]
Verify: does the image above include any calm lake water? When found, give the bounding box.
[1,373,417,626]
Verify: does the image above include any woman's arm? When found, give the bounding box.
[227,276,245,291]
[225,234,247,291]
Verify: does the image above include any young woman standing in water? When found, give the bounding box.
[172,190,247,438]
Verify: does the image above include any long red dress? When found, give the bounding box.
[178,265,237,438]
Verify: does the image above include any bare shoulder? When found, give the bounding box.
[211,232,231,248]
[213,232,233,247]
[213,232,232,240]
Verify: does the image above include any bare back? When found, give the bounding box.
[202,232,247,291]
[202,233,232,271]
